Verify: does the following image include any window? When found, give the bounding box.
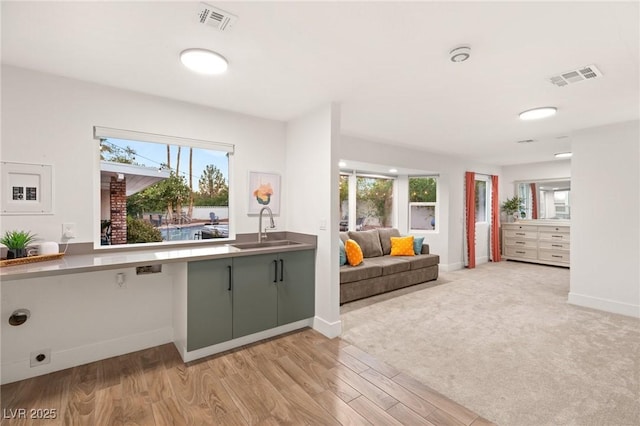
[409,176,437,231]
[339,174,349,231]
[94,127,233,248]
[356,176,394,230]
[475,180,487,222]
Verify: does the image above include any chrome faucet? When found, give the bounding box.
[258,206,276,243]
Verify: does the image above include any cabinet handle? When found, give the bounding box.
[515,232,525,236]
[280,259,284,282]
[516,251,526,254]
[551,235,562,238]
[273,260,278,283]
[552,244,563,248]
[515,241,525,245]
[552,255,563,258]
[227,265,232,291]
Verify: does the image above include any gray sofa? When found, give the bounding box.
[340,228,439,304]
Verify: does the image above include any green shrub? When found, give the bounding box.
[127,216,162,244]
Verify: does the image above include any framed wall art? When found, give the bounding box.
[248,171,280,215]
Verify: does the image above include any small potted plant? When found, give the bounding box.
[1,230,38,259]
[501,196,522,222]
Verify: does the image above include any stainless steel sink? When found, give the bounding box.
[231,240,302,250]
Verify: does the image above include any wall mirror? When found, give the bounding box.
[94,126,233,249]
[515,178,571,220]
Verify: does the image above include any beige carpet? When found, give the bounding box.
[340,261,640,426]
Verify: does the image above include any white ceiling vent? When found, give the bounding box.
[196,3,238,32]
[549,65,603,87]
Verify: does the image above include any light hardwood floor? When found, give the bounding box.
[1,328,495,425]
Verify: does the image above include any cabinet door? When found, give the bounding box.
[187,258,233,351]
[277,250,315,325]
[232,254,278,338]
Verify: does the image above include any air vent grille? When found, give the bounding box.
[196,3,238,32]
[549,64,603,87]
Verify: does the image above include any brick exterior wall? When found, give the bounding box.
[110,177,127,245]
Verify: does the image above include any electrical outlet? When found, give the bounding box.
[62,223,76,239]
[116,272,126,289]
[30,349,51,367]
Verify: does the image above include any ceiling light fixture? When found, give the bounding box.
[449,45,471,63]
[180,49,228,75]
[389,168,398,173]
[338,161,347,167]
[555,152,573,158]
[519,107,557,120]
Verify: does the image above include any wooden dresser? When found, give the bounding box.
[502,222,570,267]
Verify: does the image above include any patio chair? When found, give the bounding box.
[209,212,220,225]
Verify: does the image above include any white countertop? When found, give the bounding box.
[0,241,315,281]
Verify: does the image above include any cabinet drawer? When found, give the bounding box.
[538,241,570,251]
[539,250,570,263]
[505,246,537,259]
[502,224,537,232]
[538,232,570,242]
[504,230,537,239]
[504,238,537,249]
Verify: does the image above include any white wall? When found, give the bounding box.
[1,266,174,383]
[0,66,289,383]
[0,65,287,242]
[569,120,640,318]
[340,135,501,271]
[285,104,341,337]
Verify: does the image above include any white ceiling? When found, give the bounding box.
[2,1,638,166]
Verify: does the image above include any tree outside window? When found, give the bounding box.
[409,177,437,231]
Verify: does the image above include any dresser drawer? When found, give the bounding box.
[504,230,537,239]
[504,238,537,249]
[505,246,537,260]
[539,250,570,263]
[538,241,570,251]
[538,232,570,242]
[502,224,537,232]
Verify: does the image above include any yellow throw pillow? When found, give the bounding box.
[390,236,415,256]
[345,239,364,266]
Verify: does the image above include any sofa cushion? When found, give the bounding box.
[413,236,425,255]
[340,262,383,284]
[405,254,440,270]
[377,228,401,255]
[364,256,411,276]
[390,236,415,256]
[348,229,383,258]
[339,231,349,244]
[339,239,347,266]
[344,239,364,266]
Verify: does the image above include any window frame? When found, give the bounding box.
[93,126,235,250]
[408,175,439,233]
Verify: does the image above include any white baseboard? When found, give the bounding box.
[568,292,640,319]
[313,316,342,338]
[1,327,173,385]
[179,318,313,362]
[440,262,463,272]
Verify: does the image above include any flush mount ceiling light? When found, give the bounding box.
[180,49,228,75]
[389,168,398,173]
[519,107,557,120]
[449,45,471,63]
[338,161,347,167]
[555,152,573,158]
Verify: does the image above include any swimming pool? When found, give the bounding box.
[159,224,229,241]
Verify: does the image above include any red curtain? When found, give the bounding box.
[530,183,538,219]
[465,172,476,268]
[491,175,501,262]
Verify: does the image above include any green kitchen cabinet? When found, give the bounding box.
[277,250,315,325]
[232,253,279,338]
[187,258,233,351]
